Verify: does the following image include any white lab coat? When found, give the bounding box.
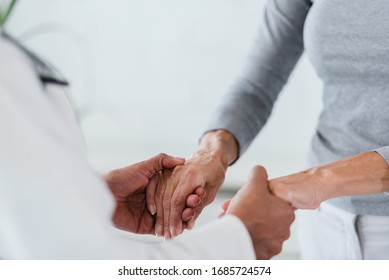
[0,33,255,259]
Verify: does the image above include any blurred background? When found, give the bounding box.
[7,0,323,259]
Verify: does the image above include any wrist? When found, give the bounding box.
[304,165,336,204]
[197,130,239,168]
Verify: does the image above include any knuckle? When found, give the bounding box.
[104,171,115,184]
[284,230,291,240]
[157,152,168,158]
[181,166,197,177]
[257,251,270,260]
[152,153,168,170]
[288,209,296,223]
[272,243,283,256]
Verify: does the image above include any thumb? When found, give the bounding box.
[246,165,269,194]
[248,165,268,181]
[143,153,185,175]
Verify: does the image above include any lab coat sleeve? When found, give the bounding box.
[0,35,254,260]
[147,216,255,260]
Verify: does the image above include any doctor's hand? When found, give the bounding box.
[104,153,196,234]
[152,130,239,239]
[225,166,295,260]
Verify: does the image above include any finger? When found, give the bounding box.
[186,216,196,230]
[186,194,201,208]
[177,188,204,234]
[218,211,226,218]
[218,200,231,218]
[184,187,205,214]
[162,184,175,240]
[162,173,180,240]
[186,203,205,230]
[194,186,206,198]
[146,174,158,216]
[221,199,232,212]
[169,177,205,238]
[154,173,166,237]
[182,207,195,222]
[144,153,185,174]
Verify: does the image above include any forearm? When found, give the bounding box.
[313,152,389,202]
[270,151,389,209]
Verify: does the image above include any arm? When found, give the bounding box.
[0,34,288,260]
[205,0,312,155]
[269,152,389,209]
[156,0,312,238]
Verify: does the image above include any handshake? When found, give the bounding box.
[105,153,298,260]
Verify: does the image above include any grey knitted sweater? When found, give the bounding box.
[205,0,389,215]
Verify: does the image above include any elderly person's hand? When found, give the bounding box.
[105,153,197,234]
[149,130,239,239]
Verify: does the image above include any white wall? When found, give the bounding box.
[8,0,323,187]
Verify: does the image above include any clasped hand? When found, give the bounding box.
[105,151,306,242]
[104,152,227,238]
[105,154,295,259]
[105,153,208,237]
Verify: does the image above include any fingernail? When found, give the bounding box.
[170,227,177,238]
[187,221,195,230]
[155,224,163,237]
[148,205,156,216]
[195,197,201,206]
[164,233,171,241]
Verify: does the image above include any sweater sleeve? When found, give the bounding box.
[375,146,389,166]
[374,147,389,195]
[204,0,312,156]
